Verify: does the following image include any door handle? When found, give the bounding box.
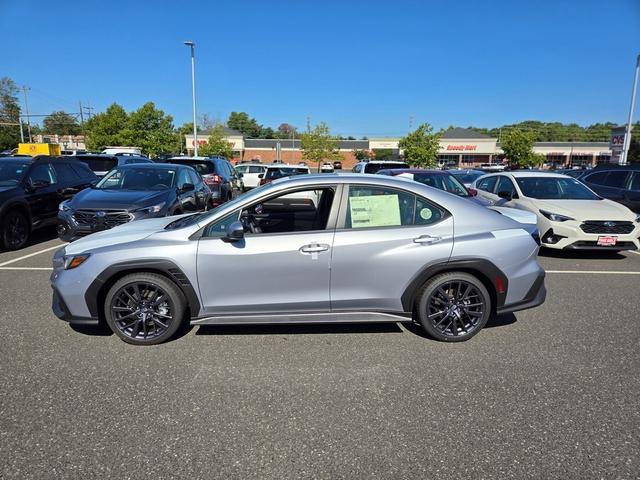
[299,243,330,253]
[413,235,441,245]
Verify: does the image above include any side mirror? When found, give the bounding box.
[222,221,245,243]
[497,190,513,201]
[180,183,195,192]
[258,173,264,179]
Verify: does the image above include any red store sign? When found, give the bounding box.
[446,145,478,151]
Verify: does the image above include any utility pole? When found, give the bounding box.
[621,54,640,166]
[79,101,85,126]
[184,41,198,156]
[306,115,311,133]
[22,86,32,142]
[409,115,414,131]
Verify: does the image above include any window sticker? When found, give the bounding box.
[419,207,433,221]
[349,194,401,228]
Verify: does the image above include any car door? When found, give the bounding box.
[176,168,197,211]
[623,172,640,213]
[244,165,265,188]
[51,162,83,203]
[330,184,454,313]
[24,162,59,227]
[474,175,499,204]
[187,168,208,210]
[196,185,339,315]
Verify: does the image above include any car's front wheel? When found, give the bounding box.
[104,273,186,345]
[416,272,491,342]
[2,210,30,250]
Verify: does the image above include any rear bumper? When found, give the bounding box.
[496,271,546,315]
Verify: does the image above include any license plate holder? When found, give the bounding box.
[597,235,618,246]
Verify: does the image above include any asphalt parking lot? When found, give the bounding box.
[1,227,639,479]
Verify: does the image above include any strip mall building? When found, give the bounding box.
[185,127,612,170]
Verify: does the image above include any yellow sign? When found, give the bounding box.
[17,143,61,156]
[349,194,401,228]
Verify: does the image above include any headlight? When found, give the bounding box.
[59,201,72,212]
[135,201,166,215]
[64,254,90,270]
[540,210,574,222]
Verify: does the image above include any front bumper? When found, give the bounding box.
[496,271,546,315]
[50,248,98,323]
[51,286,99,325]
[539,220,640,251]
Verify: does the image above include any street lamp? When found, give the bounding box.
[184,40,198,156]
[621,54,640,166]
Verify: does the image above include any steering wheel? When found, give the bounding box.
[152,183,168,190]
[241,214,261,234]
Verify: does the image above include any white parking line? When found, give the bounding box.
[546,270,640,275]
[0,267,53,271]
[628,250,640,256]
[0,244,64,267]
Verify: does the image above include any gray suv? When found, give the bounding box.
[51,174,546,345]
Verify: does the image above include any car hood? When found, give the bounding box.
[68,188,170,210]
[489,206,538,225]
[64,215,189,255]
[0,186,20,196]
[533,199,635,221]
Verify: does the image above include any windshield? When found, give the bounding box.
[77,157,118,172]
[412,173,469,197]
[0,161,29,186]
[96,167,176,191]
[515,177,600,200]
[171,160,214,175]
[451,171,483,184]
[364,162,409,174]
[264,167,309,180]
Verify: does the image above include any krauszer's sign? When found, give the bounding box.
[446,145,477,151]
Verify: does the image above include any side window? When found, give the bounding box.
[52,163,80,183]
[69,162,95,179]
[188,169,201,185]
[235,165,247,174]
[602,171,629,188]
[629,172,640,191]
[177,168,191,188]
[248,165,263,174]
[28,163,57,186]
[204,211,241,237]
[585,172,609,186]
[240,187,336,235]
[495,176,517,197]
[353,164,363,173]
[344,185,444,229]
[476,176,498,193]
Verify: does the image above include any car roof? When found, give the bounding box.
[492,171,571,178]
[115,162,186,170]
[381,168,451,176]
[169,156,225,161]
[266,164,309,169]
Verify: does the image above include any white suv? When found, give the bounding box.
[352,161,409,174]
[235,163,267,189]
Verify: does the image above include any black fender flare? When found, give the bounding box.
[400,258,508,312]
[0,199,32,225]
[85,259,201,319]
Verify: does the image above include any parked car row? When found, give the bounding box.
[0,154,244,250]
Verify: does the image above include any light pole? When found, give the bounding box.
[184,41,198,156]
[621,54,640,166]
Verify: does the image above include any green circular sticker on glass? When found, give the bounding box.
[419,208,433,220]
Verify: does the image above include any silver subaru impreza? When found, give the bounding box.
[51,173,546,345]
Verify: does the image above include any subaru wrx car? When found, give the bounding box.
[52,174,545,345]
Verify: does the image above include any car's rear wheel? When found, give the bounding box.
[104,273,186,345]
[2,210,30,250]
[416,272,491,342]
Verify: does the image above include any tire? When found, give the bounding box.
[104,273,186,345]
[2,210,30,250]
[415,272,491,342]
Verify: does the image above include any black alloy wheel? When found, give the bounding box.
[416,272,491,342]
[2,210,29,250]
[104,273,185,345]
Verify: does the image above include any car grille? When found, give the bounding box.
[72,209,133,228]
[579,221,635,235]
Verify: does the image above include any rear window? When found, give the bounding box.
[364,162,409,174]
[265,167,309,180]
[170,160,215,175]
[77,156,117,173]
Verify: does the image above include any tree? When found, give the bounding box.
[199,125,234,158]
[300,122,342,172]
[84,103,128,151]
[0,77,22,151]
[372,148,393,160]
[227,111,262,137]
[353,149,371,161]
[398,123,441,168]
[500,128,536,168]
[43,111,81,135]
[276,123,297,139]
[122,102,179,157]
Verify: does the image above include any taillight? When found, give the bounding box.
[203,174,222,186]
[496,276,505,294]
[467,187,478,196]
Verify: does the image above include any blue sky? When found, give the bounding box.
[2,0,639,137]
